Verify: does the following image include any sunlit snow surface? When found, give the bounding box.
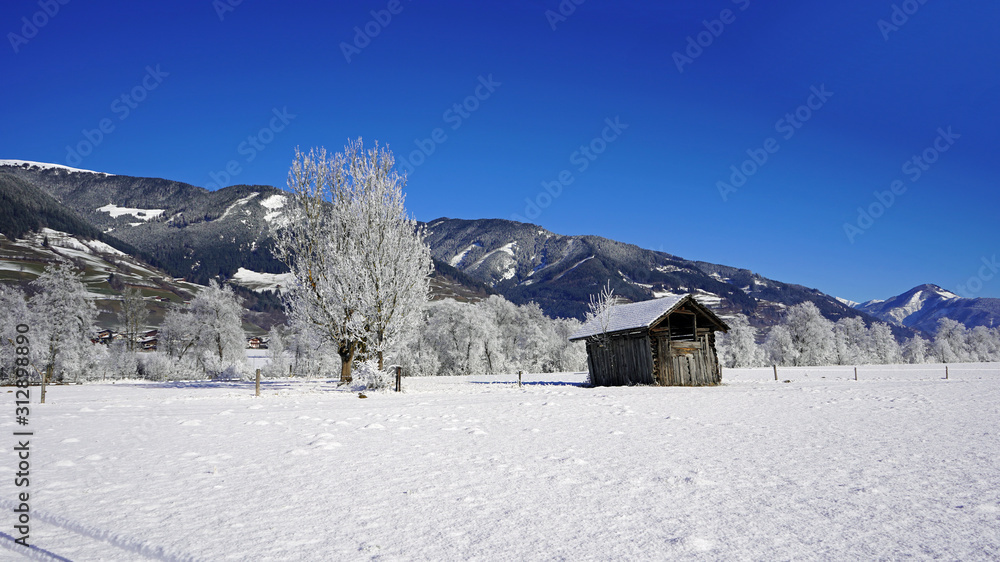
[96,204,165,221]
[0,159,113,176]
[2,364,999,560]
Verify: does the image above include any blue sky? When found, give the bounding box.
[3,0,999,301]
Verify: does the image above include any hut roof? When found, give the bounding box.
[569,294,729,341]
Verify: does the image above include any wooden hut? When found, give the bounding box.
[569,294,730,386]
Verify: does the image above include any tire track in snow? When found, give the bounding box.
[0,531,73,561]
[0,499,202,561]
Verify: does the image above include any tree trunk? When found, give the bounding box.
[338,340,356,382]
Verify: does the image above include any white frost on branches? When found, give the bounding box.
[273,140,432,382]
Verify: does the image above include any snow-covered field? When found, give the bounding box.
[3,364,999,560]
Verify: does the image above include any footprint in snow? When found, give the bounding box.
[85,454,102,461]
[688,537,714,552]
[180,420,202,426]
[362,424,385,430]
[310,441,342,449]
[79,407,96,412]
[218,410,234,416]
[61,438,80,443]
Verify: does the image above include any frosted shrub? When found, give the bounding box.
[351,360,394,391]
[103,341,139,380]
[138,352,187,381]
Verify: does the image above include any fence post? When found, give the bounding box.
[773,365,777,381]
[41,365,49,404]
[854,367,858,381]
[945,365,949,380]
[395,366,402,392]
[255,368,261,397]
[518,370,523,387]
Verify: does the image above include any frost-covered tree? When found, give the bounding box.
[0,286,33,383]
[274,141,432,380]
[30,264,97,382]
[764,324,797,366]
[390,295,585,377]
[117,286,149,351]
[191,280,247,377]
[476,295,549,374]
[425,299,485,376]
[869,322,902,364]
[391,304,441,377]
[902,334,930,364]
[274,146,364,381]
[348,142,433,370]
[264,325,290,378]
[163,280,246,378]
[585,281,616,346]
[715,314,764,368]
[966,326,995,362]
[833,317,871,365]
[933,318,969,363]
[542,317,587,373]
[285,321,340,379]
[784,302,835,366]
[161,304,197,362]
[100,340,139,380]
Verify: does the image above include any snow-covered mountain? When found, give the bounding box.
[0,160,493,308]
[0,160,921,335]
[0,159,115,177]
[420,217,895,331]
[856,284,1000,333]
[0,227,203,329]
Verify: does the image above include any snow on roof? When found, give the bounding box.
[0,159,113,176]
[570,294,686,340]
[569,294,729,341]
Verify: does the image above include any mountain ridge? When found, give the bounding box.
[5,160,991,339]
[856,283,1000,332]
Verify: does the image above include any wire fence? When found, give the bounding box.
[723,362,1000,382]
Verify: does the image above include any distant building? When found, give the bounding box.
[247,336,268,349]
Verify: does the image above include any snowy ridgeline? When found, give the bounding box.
[7,368,999,559]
